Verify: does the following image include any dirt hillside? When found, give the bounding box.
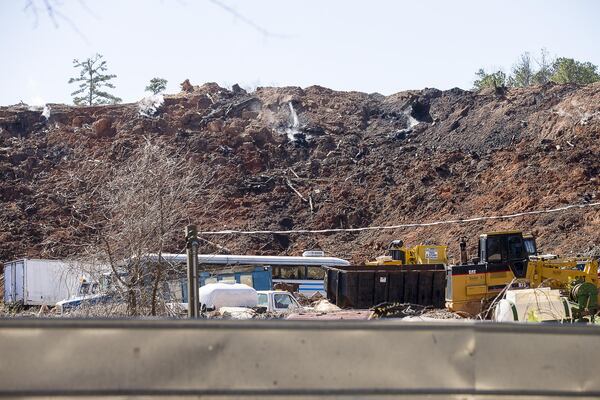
[1,82,599,263]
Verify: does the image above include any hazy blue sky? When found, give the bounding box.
[1,0,599,105]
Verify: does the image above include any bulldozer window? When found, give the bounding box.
[390,250,405,263]
[508,236,525,260]
[486,236,504,262]
[523,238,537,256]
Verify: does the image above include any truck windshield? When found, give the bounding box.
[273,293,294,309]
[257,293,268,307]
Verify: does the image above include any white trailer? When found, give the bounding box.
[3,259,82,306]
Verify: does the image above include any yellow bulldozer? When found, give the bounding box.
[446,231,599,315]
[366,240,448,266]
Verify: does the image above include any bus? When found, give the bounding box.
[156,253,351,297]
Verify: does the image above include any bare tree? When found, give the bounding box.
[533,48,555,85]
[508,52,534,87]
[24,0,286,40]
[66,140,209,315]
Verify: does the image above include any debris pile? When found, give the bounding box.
[370,303,464,320]
[0,82,599,262]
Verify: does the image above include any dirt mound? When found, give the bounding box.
[1,81,599,263]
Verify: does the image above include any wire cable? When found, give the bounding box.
[199,201,600,235]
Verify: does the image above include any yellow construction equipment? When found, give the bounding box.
[446,231,599,315]
[366,240,448,266]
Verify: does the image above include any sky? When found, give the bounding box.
[1,0,599,106]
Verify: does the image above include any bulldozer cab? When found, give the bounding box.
[478,231,529,278]
[366,240,448,266]
[388,240,407,264]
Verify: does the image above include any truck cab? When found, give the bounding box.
[55,273,123,314]
[257,290,301,313]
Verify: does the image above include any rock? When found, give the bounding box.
[206,119,223,133]
[222,122,244,135]
[390,128,411,141]
[72,116,87,127]
[228,118,249,131]
[243,156,264,173]
[180,79,194,93]
[195,96,213,110]
[239,141,255,153]
[247,127,272,147]
[448,120,460,132]
[241,110,259,120]
[231,84,246,94]
[279,217,294,229]
[92,118,115,138]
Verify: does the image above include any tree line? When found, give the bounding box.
[68,53,167,106]
[66,50,600,106]
[474,49,600,90]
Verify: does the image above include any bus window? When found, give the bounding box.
[306,266,324,279]
[278,267,303,279]
[240,275,253,287]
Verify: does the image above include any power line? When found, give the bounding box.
[199,201,600,235]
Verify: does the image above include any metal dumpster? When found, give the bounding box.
[325,265,446,309]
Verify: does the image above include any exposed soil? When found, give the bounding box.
[1,81,599,264]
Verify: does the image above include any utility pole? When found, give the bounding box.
[185,225,200,318]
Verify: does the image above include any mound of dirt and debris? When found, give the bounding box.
[1,81,599,262]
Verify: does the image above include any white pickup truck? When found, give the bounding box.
[167,283,303,316]
[257,290,302,313]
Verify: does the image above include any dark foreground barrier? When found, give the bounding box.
[0,319,599,399]
[325,265,446,308]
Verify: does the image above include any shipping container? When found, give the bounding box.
[3,259,82,306]
[325,264,446,309]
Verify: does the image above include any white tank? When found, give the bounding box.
[198,282,258,310]
[493,287,572,322]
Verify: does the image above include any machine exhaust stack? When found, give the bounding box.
[459,237,468,265]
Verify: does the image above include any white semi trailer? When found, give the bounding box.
[3,259,82,306]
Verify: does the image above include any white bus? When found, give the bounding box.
[157,253,350,297]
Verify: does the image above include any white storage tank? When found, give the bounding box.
[3,259,83,306]
[198,282,258,310]
[493,287,572,322]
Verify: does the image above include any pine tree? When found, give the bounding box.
[145,78,168,94]
[473,69,507,90]
[68,54,122,106]
[550,58,600,85]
